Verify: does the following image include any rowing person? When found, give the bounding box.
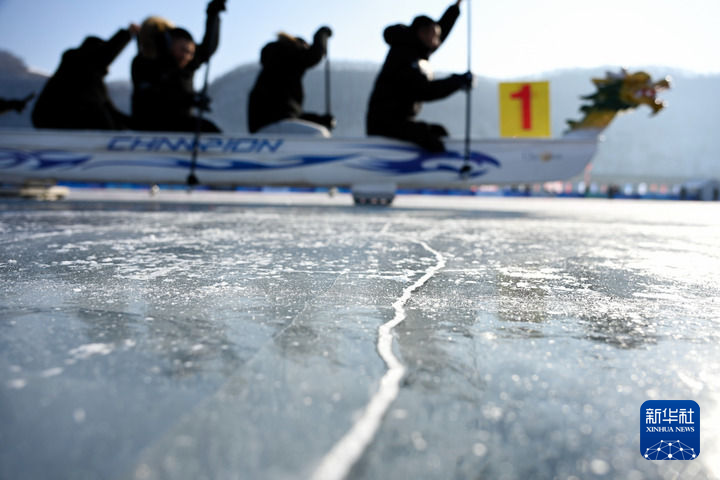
[31,26,139,130]
[131,0,226,133]
[366,0,473,152]
[247,26,334,136]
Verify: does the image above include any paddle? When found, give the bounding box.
[187,0,226,188]
[325,44,332,117]
[186,60,210,188]
[459,0,473,178]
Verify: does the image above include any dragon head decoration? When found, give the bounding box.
[567,69,671,132]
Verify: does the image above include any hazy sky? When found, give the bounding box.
[1,0,718,83]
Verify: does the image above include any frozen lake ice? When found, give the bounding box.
[1,191,719,479]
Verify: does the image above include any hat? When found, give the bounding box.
[138,16,175,59]
[411,15,436,31]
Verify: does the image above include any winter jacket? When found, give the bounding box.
[366,4,464,134]
[131,9,221,131]
[32,29,132,130]
[247,29,330,133]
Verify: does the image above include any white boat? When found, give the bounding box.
[0,71,669,204]
[0,129,598,198]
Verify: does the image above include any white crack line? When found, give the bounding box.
[311,238,446,480]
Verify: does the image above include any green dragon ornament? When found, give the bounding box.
[567,69,671,132]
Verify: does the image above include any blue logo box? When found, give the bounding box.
[640,400,700,460]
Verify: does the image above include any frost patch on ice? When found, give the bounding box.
[497,267,565,280]
[121,266,182,281]
[590,459,609,475]
[472,443,488,457]
[677,371,704,395]
[7,379,27,389]
[41,367,64,378]
[632,291,689,302]
[68,343,114,360]
[73,408,86,423]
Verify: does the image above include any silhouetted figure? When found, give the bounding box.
[0,93,35,115]
[248,27,334,134]
[131,0,226,133]
[31,27,138,130]
[366,0,473,152]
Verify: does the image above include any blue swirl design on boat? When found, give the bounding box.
[83,153,359,171]
[1,144,501,179]
[347,144,501,178]
[0,148,92,170]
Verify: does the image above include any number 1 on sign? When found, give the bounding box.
[511,84,532,130]
[499,81,551,138]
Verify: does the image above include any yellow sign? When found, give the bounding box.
[499,81,551,137]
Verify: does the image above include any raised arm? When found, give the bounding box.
[437,2,461,43]
[299,26,332,69]
[95,25,138,69]
[193,0,226,67]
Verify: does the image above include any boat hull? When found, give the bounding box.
[0,129,597,188]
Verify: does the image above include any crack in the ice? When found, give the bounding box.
[311,235,446,480]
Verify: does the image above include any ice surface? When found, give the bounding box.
[1,192,719,480]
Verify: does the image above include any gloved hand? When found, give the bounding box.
[193,92,212,112]
[452,71,475,91]
[207,0,227,15]
[319,114,336,131]
[315,26,333,39]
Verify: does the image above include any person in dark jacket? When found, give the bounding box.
[366,0,473,152]
[248,26,334,134]
[131,0,226,133]
[31,26,138,130]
